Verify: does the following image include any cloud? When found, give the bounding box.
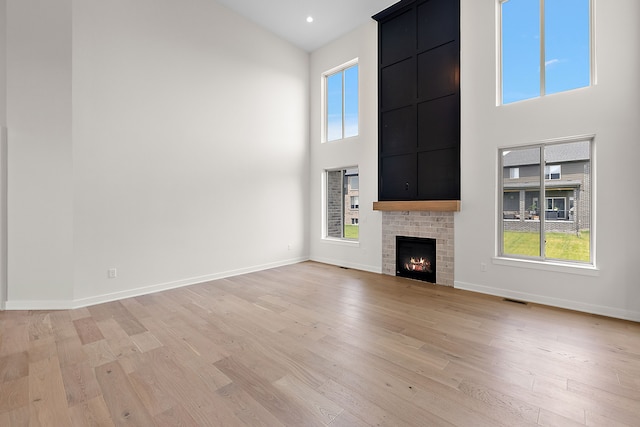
[545,58,561,67]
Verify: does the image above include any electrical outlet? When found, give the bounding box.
[480,263,487,272]
[288,243,292,251]
[108,268,117,279]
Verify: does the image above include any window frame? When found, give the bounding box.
[497,0,595,105]
[544,164,561,180]
[323,59,359,142]
[350,196,359,210]
[324,167,359,241]
[498,135,595,267]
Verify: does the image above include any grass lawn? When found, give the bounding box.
[344,225,359,239]
[504,231,590,262]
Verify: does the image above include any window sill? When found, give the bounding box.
[493,256,598,276]
[322,237,360,247]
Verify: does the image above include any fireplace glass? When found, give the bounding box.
[396,236,436,283]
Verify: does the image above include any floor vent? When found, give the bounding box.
[503,298,528,305]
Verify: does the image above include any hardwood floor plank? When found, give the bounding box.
[152,403,200,427]
[82,339,118,369]
[94,361,154,425]
[0,351,28,383]
[28,312,54,342]
[128,331,162,354]
[567,379,640,425]
[28,355,72,426]
[95,318,140,360]
[56,336,89,367]
[73,317,105,345]
[126,364,176,417]
[60,361,102,406]
[449,361,585,424]
[0,404,29,427]
[458,379,540,424]
[0,312,30,357]
[273,374,344,425]
[317,378,411,427]
[411,386,507,427]
[140,347,242,425]
[538,408,586,427]
[0,376,28,413]
[68,395,115,427]
[1,262,639,425]
[216,382,287,427]
[214,355,324,426]
[327,410,372,427]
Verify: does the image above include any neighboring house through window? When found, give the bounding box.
[326,168,359,240]
[499,138,592,264]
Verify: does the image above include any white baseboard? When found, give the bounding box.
[5,256,309,310]
[310,256,382,274]
[455,280,640,322]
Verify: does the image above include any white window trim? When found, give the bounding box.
[322,58,359,143]
[497,0,595,105]
[497,134,596,268]
[323,166,360,243]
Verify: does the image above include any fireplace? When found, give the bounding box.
[381,211,454,287]
[396,236,437,283]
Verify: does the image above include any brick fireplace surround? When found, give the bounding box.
[381,211,455,287]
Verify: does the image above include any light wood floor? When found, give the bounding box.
[1,262,639,426]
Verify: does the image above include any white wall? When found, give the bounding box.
[5,0,310,308]
[6,0,74,306]
[0,0,6,308]
[456,0,640,321]
[309,21,382,273]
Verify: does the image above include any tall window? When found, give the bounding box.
[500,0,591,104]
[325,61,359,142]
[326,168,359,240]
[500,138,592,264]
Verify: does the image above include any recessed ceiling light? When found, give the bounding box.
[306,16,314,23]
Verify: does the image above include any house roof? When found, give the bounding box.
[503,140,590,167]
[504,180,582,190]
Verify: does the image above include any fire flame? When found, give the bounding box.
[404,257,432,273]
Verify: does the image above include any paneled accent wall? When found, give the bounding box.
[382,211,454,286]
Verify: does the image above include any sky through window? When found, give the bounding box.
[502,0,590,104]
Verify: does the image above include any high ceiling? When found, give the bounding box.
[215,0,400,52]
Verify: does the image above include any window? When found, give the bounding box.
[509,167,520,179]
[545,197,566,219]
[544,164,561,180]
[326,168,359,240]
[500,0,591,104]
[350,196,359,210]
[500,138,592,264]
[325,61,359,142]
[348,175,359,190]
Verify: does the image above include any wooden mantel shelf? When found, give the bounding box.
[373,200,460,212]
